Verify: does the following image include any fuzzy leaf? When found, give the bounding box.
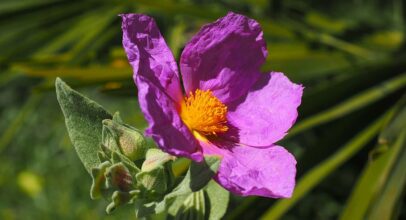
[168,181,229,219]
[189,156,221,191]
[112,111,124,123]
[106,191,133,214]
[141,148,175,172]
[90,161,112,199]
[174,191,205,220]
[205,180,229,220]
[55,78,112,173]
[168,194,190,216]
[135,156,220,218]
[136,165,168,195]
[165,156,220,199]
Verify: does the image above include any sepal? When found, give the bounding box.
[141,148,175,172]
[134,156,221,218]
[90,161,112,200]
[105,162,134,192]
[102,117,148,161]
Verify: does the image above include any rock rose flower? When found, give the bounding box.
[121,12,303,198]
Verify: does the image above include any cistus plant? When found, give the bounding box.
[56,78,224,219]
[56,12,303,219]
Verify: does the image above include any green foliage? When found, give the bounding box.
[167,180,229,220]
[174,190,206,220]
[1,0,406,219]
[205,180,230,220]
[340,102,406,220]
[56,79,227,217]
[142,148,175,172]
[56,77,112,173]
[135,156,221,218]
[288,73,406,137]
[102,117,148,161]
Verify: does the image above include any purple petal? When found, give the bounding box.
[225,72,303,147]
[202,142,296,198]
[121,14,203,161]
[136,75,203,161]
[121,13,183,102]
[180,12,267,103]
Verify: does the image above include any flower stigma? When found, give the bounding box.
[180,89,228,140]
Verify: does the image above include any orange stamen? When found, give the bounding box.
[180,89,228,137]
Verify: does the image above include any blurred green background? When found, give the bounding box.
[0,0,405,219]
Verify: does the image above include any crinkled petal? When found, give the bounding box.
[121,14,202,161]
[180,12,267,103]
[201,142,296,198]
[225,72,303,147]
[121,13,183,102]
[136,75,203,161]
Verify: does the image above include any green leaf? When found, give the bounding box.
[189,156,221,191]
[378,99,406,144]
[106,191,134,214]
[339,104,406,220]
[339,132,405,220]
[305,11,348,34]
[367,132,406,220]
[174,191,205,220]
[55,78,112,174]
[141,148,175,172]
[168,194,190,216]
[205,180,229,220]
[136,165,168,195]
[112,111,124,123]
[90,161,112,199]
[135,156,221,218]
[288,73,406,137]
[165,155,221,198]
[168,180,229,220]
[100,144,139,173]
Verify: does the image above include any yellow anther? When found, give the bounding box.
[180,89,228,137]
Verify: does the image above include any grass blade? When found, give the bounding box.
[288,73,406,137]
[260,109,394,220]
[340,103,406,220]
[367,134,406,220]
[339,130,405,220]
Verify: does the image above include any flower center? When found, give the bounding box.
[180,89,228,136]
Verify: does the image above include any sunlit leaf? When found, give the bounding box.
[56,78,112,173]
[340,103,406,220]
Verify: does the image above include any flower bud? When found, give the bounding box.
[102,119,148,161]
[105,162,134,192]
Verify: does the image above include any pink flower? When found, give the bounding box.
[121,12,303,198]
